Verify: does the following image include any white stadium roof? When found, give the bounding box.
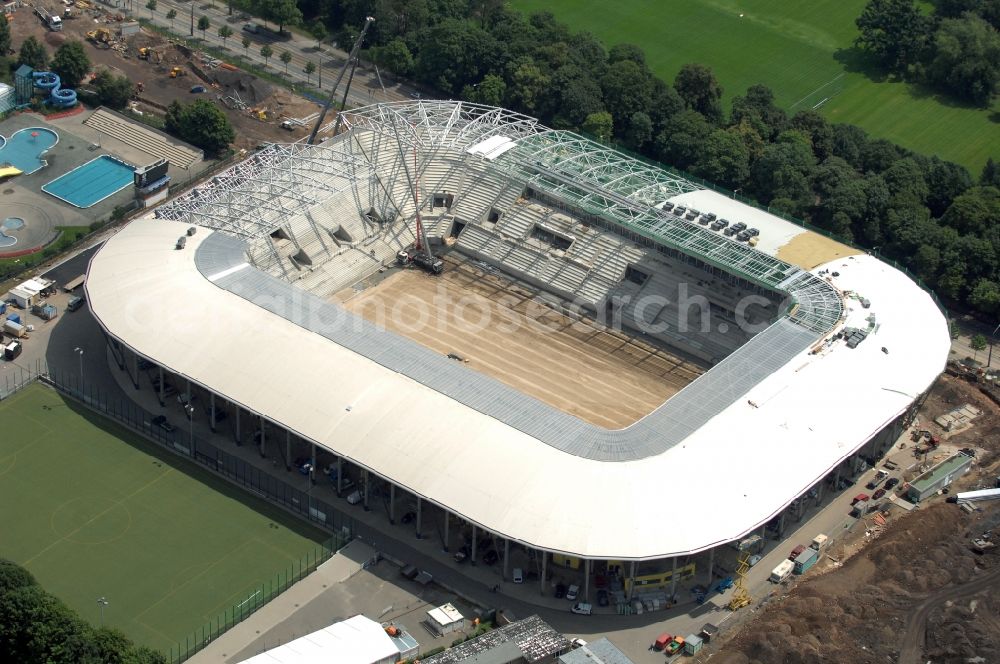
[86,101,950,560]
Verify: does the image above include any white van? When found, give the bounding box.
[770,559,794,583]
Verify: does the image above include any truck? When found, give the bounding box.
[866,469,889,490]
[3,320,25,338]
[769,559,794,583]
[35,6,63,31]
[811,534,829,551]
[851,500,869,517]
[4,340,22,360]
[396,247,444,274]
[793,548,819,574]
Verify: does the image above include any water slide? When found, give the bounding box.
[31,71,77,108]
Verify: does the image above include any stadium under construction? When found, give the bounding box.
[84,101,950,609]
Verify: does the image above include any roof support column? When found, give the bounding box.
[669,557,678,600]
[584,558,590,603]
[336,457,343,495]
[158,366,164,405]
[834,467,841,491]
[627,561,636,602]
[131,352,139,390]
[778,512,786,537]
[503,539,510,580]
[258,415,266,457]
[389,484,396,524]
[235,406,241,445]
[816,477,824,506]
[541,551,547,596]
[415,497,423,539]
[706,548,714,584]
[471,525,477,566]
[363,470,370,510]
[310,442,316,483]
[442,510,449,551]
[210,393,216,432]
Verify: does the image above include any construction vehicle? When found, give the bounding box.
[137,47,160,62]
[169,67,187,78]
[35,5,62,31]
[914,431,940,456]
[86,28,112,45]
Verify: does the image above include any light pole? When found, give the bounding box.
[97,597,108,626]
[988,322,1000,369]
[74,347,84,392]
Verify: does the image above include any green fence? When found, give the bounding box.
[168,536,347,663]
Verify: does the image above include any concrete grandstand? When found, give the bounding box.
[85,101,949,606]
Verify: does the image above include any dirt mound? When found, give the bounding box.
[725,502,1000,664]
[209,69,273,105]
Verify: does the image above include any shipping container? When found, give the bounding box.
[769,559,794,583]
[684,634,704,655]
[794,548,819,574]
[6,313,21,324]
[852,500,869,517]
[3,320,25,338]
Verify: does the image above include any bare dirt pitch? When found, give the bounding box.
[775,231,861,270]
[341,256,702,428]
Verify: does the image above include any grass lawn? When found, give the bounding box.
[0,384,328,655]
[510,0,999,174]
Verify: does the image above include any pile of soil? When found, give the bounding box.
[210,69,273,106]
[717,503,999,664]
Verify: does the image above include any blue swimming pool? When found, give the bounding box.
[0,127,59,174]
[42,156,135,208]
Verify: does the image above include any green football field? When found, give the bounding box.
[510,0,998,174]
[0,384,328,655]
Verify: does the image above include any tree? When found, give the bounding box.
[0,560,35,595]
[166,8,177,26]
[854,0,929,73]
[941,185,1000,235]
[414,19,497,94]
[164,99,235,155]
[601,59,655,127]
[790,109,835,160]
[981,157,1000,187]
[654,109,713,170]
[198,16,210,40]
[258,0,302,34]
[242,35,251,57]
[145,0,156,17]
[925,157,974,216]
[692,128,751,189]
[92,70,134,110]
[751,136,818,214]
[218,25,233,47]
[969,279,1000,315]
[928,14,1000,105]
[309,22,328,49]
[19,36,49,70]
[279,49,292,74]
[260,44,273,67]
[462,73,506,106]
[674,63,724,123]
[0,5,11,55]
[971,333,987,361]
[371,39,414,76]
[304,60,316,84]
[730,84,787,141]
[50,40,90,88]
[581,111,613,142]
[506,57,550,114]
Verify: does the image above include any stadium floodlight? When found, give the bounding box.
[73,347,84,390]
[97,596,108,626]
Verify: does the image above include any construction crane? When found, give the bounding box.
[388,112,443,275]
[728,552,752,610]
[307,16,374,145]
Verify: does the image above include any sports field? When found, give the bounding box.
[511,0,998,174]
[0,384,328,654]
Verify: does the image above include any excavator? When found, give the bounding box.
[86,28,112,47]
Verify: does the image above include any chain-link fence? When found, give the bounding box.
[8,364,355,663]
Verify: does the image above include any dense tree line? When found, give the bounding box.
[165,99,236,155]
[855,0,1000,105]
[0,560,165,663]
[289,1,999,318]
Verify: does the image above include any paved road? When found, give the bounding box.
[897,565,1000,664]
[132,1,417,112]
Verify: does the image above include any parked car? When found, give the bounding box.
[242,23,259,33]
[190,85,207,94]
[512,568,524,584]
[482,550,499,565]
[554,583,567,599]
[885,477,900,489]
[570,602,592,615]
[400,511,416,524]
[454,546,469,564]
[789,544,806,560]
[346,490,363,505]
[566,584,579,601]
[872,488,887,500]
[852,493,870,505]
[151,415,175,433]
[596,588,609,606]
[748,554,762,567]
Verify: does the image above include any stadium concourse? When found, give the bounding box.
[84,101,949,609]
